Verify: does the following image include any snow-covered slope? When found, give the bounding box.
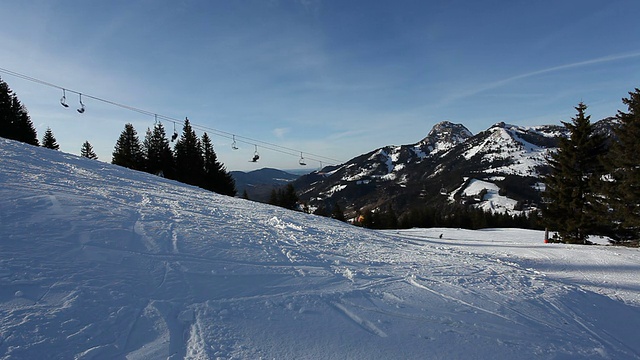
[1,138,639,359]
[460,122,559,177]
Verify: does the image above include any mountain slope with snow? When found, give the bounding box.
[293,119,617,219]
[1,138,639,359]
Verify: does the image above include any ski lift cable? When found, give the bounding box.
[0,67,344,165]
[187,122,342,164]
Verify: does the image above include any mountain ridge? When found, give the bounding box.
[293,118,615,221]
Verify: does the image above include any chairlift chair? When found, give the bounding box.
[250,145,260,162]
[231,135,239,150]
[77,93,85,113]
[60,89,69,108]
[171,122,178,142]
[299,152,306,166]
[439,187,447,195]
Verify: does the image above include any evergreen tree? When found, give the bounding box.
[112,123,145,170]
[331,203,346,222]
[281,184,299,210]
[542,103,607,244]
[601,89,640,243]
[242,189,250,200]
[143,122,175,178]
[268,184,299,210]
[269,189,279,206]
[80,140,98,159]
[174,118,203,186]
[201,133,236,196]
[0,77,38,145]
[41,127,60,150]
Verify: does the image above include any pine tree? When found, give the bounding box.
[542,102,607,244]
[268,184,299,210]
[0,77,38,145]
[80,140,98,159]
[112,123,144,170]
[281,184,299,210]
[201,133,236,196]
[269,189,279,206]
[331,203,346,222]
[601,89,640,243]
[173,118,203,186]
[41,127,60,150]
[143,122,175,178]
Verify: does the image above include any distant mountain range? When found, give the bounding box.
[290,119,616,220]
[231,168,299,202]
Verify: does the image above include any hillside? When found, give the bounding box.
[1,138,639,359]
[294,119,614,220]
[231,168,298,202]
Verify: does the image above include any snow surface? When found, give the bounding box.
[1,138,640,359]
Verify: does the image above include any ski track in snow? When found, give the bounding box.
[1,139,640,359]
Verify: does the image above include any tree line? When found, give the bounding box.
[111,118,236,196]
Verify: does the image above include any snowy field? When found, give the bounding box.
[1,138,639,359]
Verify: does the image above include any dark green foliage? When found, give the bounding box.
[143,122,175,178]
[242,190,250,200]
[112,123,145,171]
[269,184,299,210]
[600,89,640,243]
[41,127,59,150]
[541,103,607,244]
[174,118,203,186]
[359,206,399,229]
[201,133,236,196]
[331,203,346,222]
[110,119,236,197]
[80,140,98,159]
[0,77,38,145]
[312,203,329,217]
[313,201,346,221]
[397,203,541,230]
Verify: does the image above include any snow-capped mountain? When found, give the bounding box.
[418,120,474,155]
[294,119,613,218]
[1,137,639,359]
[294,121,473,214]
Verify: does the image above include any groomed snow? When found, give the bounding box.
[1,138,639,359]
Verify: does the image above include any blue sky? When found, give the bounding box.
[1,0,639,171]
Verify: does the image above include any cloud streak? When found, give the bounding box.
[446,51,640,103]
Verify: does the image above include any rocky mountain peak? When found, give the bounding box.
[418,121,473,154]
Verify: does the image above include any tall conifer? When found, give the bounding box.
[143,122,175,178]
[201,133,236,196]
[41,127,60,150]
[80,140,98,159]
[112,123,144,170]
[174,118,203,186]
[542,102,607,244]
[602,89,640,243]
[0,77,38,145]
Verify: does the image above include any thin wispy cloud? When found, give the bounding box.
[446,51,640,104]
[272,127,290,139]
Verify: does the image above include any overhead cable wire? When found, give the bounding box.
[0,67,344,165]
